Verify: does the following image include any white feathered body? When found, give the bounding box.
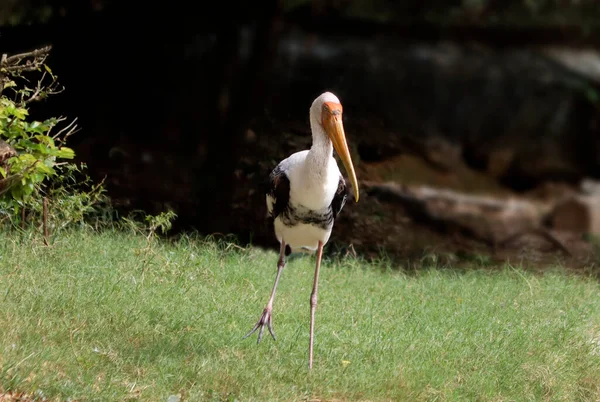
[266,149,343,253]
[266,91,350,254]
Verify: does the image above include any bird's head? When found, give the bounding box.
[311,91,360,202]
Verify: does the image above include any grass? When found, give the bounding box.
[0,228,599,401]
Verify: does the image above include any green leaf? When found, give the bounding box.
[34,133,54,146]
[27,122,50,135]
[11,107,29,120]
[32,171,48,182]
[0,167,6,178]
[11,185,23,201]
[44,64,53,74]
[35,162,54,175]
[56,147,75,159]
[15,139,38,152]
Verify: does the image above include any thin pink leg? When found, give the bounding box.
[244,240,286,343]
[308,240,324,369]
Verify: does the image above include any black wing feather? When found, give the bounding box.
[330,174,348,221]
[267,164,290,220]
[267,164,292,255]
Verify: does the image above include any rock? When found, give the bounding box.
[542,47,600,84]
[580,178,600,195]
[547,194,600,235]
[364,181,543,244]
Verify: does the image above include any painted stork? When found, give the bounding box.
[244,91,360,369]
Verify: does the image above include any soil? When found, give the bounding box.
[305,152,600,274]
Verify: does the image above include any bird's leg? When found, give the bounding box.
[308,240,324,370]
[244,240,287,343]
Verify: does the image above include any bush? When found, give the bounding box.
[0,46,179,241]
[0,46,109,235]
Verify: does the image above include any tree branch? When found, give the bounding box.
[50,116,80,145]
[18,70,65,105]
[3,45,52,66]
[0,45,55,99]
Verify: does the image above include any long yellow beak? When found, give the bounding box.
[323,107,360,202]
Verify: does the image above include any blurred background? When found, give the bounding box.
[3,0,600,267]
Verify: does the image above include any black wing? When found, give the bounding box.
[330,174,348,221]
[266,164,291,220]
[266,164,293,256]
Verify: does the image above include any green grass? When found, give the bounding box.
[1,229,599,401]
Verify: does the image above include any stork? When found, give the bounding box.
[244,91,360,369]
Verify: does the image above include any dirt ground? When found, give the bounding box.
[326,153,600,275]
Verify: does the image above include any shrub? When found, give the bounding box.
[0,46,109,235]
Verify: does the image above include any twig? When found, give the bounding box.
[0,45,59,101]
[5,116,16,130]
[0,54,7,95]
[51,117,80,145]
[345,244,357,259]
[43,196,49,246]
[21,72,45,104]
[18,70,65,106]
[4,46,52,65]
[3,64,46,73]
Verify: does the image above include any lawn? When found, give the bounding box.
[1,228,599,401]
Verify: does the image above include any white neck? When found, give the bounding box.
[287,92,342,211]
[306,115,333,178]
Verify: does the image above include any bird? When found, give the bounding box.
[244,91,360,369]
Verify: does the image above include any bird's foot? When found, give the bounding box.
[243,306,276,343]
